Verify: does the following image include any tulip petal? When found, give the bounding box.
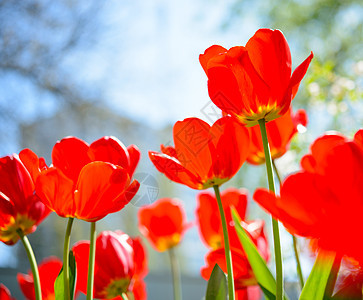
[74,162,131,221]
[293,108,308,128]
[196,192,222,248]
[88,136,130,170]
[0,196,15,228]
[353,129,363,150]
[300,133,346,173]
[160,144,178,158]
[18,257,63,300]
[289,51,314,100]
[19,149,47,183]
[96,232,134,286]
[38,258,63,297]
[72,241,90,294]
[0,284,14,300]
[149,151,202,189]
[173,118,213,180]
[246,29,292,100]
[199,45,227,75]
[138,198,187,252]
[131,279,147,300]
[36,167,75,218]
[0,155,34,212]
[207,47,270,118]
[52,137,91,183]
[129,237,148,278]
[323,142,363,208]
[210,117,250,179]
[127,144,141,177]
[107,179,140,215]
[201,248,252,284]
[196,188,249,250]
[255,172,330,236]
[27,196,51,225]
[253,189,281,220]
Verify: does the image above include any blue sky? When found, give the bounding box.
[70,0,263,128]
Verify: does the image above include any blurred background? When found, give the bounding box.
[0,0,362,299]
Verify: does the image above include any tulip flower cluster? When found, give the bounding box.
[1,27,361,300]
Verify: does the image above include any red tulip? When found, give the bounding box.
[196,188,248,249]
[138,198,190,252]
[0,284,15,300]
[254,129,363,262]
[201,248,257,298]
[201,219,269,300]
[247,108,308,165]
[36,136,140,221]
[0,150,50,245]
[200,28,313,126]
[17,256,63,300]
[72,231,147,300]
[149,116,250,189]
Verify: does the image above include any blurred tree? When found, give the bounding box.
[0,0,104,154]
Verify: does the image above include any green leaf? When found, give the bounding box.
[231,208,289,300]
[205,264,227,300]
[55,250,77,300]
[299,250,336,300]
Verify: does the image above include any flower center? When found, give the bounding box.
[155,233,181,252]
[0,214,36,244]
[202,177,229,189]
[236,104,282,127]
[104,277,131,298]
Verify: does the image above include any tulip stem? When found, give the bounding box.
[272,160,304,289]
[17,229,42,300]
[213,185,235,300]
[168,247,182,300]
[63,217,74,300]
[258,119,283,300]
[87,221,96,300]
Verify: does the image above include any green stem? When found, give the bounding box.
[168,247,182,300]
[292,236,304,289]
[121,293,129,300]
[258,118,283,300]
[87,221,97,300]
[63,218,74,300]
[213,185,235,300]
[272,160,304,289]
[17,229,42,300]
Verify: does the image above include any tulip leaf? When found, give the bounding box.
[205,264,227,300]
[299,250,336,300]
[231,208,289,300]
[55,250,77,300]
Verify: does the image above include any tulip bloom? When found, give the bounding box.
[0,150,50,245]
[200,28,313,126]
[247,108,307,165]
[138,198,189,252]
[17,257,63,300]
[201,219,269,299]
[149,116,250,189]
[198,188,269,299]
[201,248,259,300]
[73,231,147,299]
[196,188,248,249]
[0,284,15,300]
[36,136,140,221]
[254,129,363,263]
